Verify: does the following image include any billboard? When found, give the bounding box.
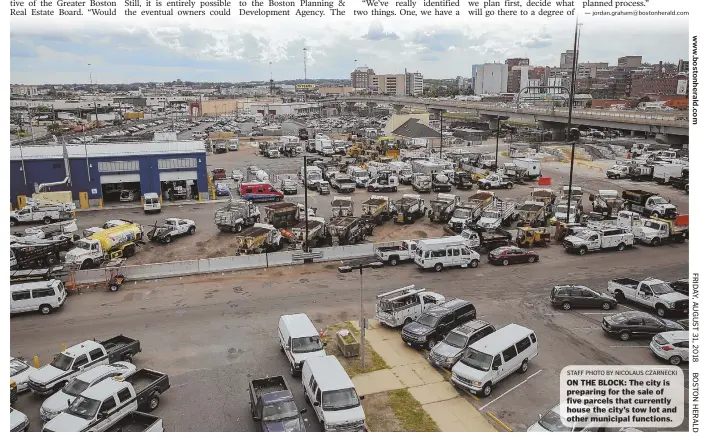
[295,84,316,90]
[676,80,688,95]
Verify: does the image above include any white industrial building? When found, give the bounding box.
[474,63,508,95]
[249,102,322,116]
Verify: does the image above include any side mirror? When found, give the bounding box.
[313,401,320,407]
[539,413,543,419]
[299,408,308,415]
[284,345,290,351]
[359,395,365,401]
[323,342,328,347]
[492,365,499,370]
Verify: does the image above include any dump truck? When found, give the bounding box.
[235,224,284,254]
[361,195,395,224]
[454,171,473,190]
[428,194,460,223]
[515,201,548,227]
[263,202,303,229]
[476,200,517,229]
[288,217,326,249]
[530,188,556,208]
[621,189,677,219]
[325,217,373,246]
[589,190,626,218]
[393,194,426,224]
[331,196,354,218]
[459,225,513,252]
[64,223,144,270]
[249,376,307,432]
[214,200,261,233]
[635,216,689,246]
[446,191,495,232]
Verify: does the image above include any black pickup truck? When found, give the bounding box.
[249,376,307,432]
[100,334,142,363]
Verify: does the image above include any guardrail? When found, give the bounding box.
[72,240,406,285]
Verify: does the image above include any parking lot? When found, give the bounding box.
[10,235,688,431]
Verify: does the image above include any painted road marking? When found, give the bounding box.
[479,369,543,411]
[609,345,650,348]
[580,312,614,315]
[487,412,513,432]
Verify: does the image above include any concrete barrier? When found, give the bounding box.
[321,244,375,261]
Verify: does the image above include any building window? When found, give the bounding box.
[158,158,197,169]
[98,161,140,172]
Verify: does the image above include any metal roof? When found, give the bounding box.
[10,141,205,161]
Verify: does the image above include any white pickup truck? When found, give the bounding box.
[375,240,417,266]
[607,277,689,317]
[11,203,76,226]
[42,369,170,432]
[375,285,446,328]
[146,218,196,244]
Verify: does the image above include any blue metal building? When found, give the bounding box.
[10,141,209,208]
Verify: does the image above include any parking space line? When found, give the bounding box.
[487,412,513,432]
[609,345,650,348]
[618,304,636,310]
[479,369,543,411]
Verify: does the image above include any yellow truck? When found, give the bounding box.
[64,223,144,269]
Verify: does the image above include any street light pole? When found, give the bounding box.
[494,117,500,170]
[439,111,443,159]
[338,261,384,369]
[565,20,581,225]
[303,155,309,251]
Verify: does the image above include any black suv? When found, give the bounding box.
[668,279,689,296]
[401,299,476,349]
[550,285,618,311]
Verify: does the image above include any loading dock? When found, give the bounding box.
[99,173,141,204]
[159,170,199,202]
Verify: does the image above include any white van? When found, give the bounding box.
[451,324,538,397]
[278,314,327,376]
[10,279,67,315]
[414,236,480,272]
[143,192,161,214]
[301,356,367,431]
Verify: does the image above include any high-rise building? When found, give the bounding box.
[471,64,482,91]
[351,67,376,89]
[577,62,609,79]
[371,74,406,96]
[406,71,423,96]
[678,59,689,74]
[617,56,643,68]
[505,58,530,70]
[559,50,578,69]
[474,63,508,95]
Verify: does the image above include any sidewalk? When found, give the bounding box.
[350,320,498,432]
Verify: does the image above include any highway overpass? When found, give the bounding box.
[320,96,689,144]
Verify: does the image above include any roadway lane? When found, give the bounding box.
[11,242,689,431]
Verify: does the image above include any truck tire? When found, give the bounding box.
[434,263,443,272]
[163,235,172,244]
[10,218,18,226]
[655,305,667,318]
[403,318,412,326]
[484,183,491,190]
[389,256,399,266]
[617,243,625,251]
[80,259,93,270]
[122,353,133,363]
[651,212,659,219]
[45,253,58,265]
[123,245,135,257]
[469,259,479,268]
[506,182,513,189]
[578,247,587,256]
[235,224,243,233]
[146,391,161,412]
[39,304,52,315]
[651,237,661,246]
[392,186,397,192]
[614,290,626,303]
[675,234,687,243]
[481,382,493,397]
[43,217,52,225]
[188,227,196,235]
[427,339,437,349]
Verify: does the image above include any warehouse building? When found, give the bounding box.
[10,141,208,208]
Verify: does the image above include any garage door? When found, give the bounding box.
[100,173,140,184]
[159,170,198,182]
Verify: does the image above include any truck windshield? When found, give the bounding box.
[63,378,91,397]
[74,240,93,250]
[482,211,499,219]
[416,314,439,327]
[353,171,368,178]
[50,353,73,371]
[651,198,668,205]
[443,332,469,349]
[453,209,470,219]
[650,283,675,295]
[291,336,323,354]
[68,396,100,420]
[459,348,492,372]
[262,400,299,422]
[322,388,360,411]
[643,221,661,230]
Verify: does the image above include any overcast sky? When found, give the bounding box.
[10,14,690,84]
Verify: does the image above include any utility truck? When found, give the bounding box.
[367,172,399,192]
[375,240,418,266]
[476,200,517,229]
[512,157,541,180]
[375,285,446,327]
[393,194,426,224]
[563,227,635,255]
[147,218,196,243]
[214,200,261,233]
[607,277,689,317]
[477,173,514,190]
[11,199,76,226]
[428,194,460,223]
[64,223,144,270]
[606,163,632,179]
[622,190,677,219]
[19,219,78,239]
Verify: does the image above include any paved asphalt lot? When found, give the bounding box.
[11,239,689,431]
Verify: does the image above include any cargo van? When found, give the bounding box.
[278,314,327,376]
[11,279,67,315]
[143,193,161,214]
[301,356,367,431]
[450,323,538,397]
[414,236,481,272]
[240,183,284,202]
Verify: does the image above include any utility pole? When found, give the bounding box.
[565,19,581,225]
[494,117,500,170]
[303,156,309,251]
[269,62,274,95]
[88,63,92,91]
[439,112,443,159]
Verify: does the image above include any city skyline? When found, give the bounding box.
[10,15,689,84]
